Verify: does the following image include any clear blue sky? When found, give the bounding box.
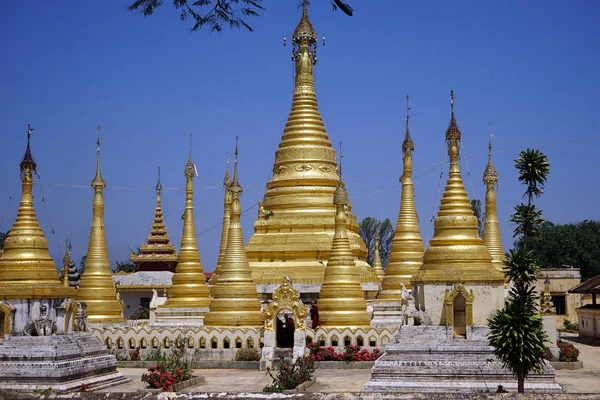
[1,1,599,272]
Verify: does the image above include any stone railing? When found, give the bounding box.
[306,326,397,351]
[91,325,263,361]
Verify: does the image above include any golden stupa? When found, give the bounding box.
[0,125,75,299]
[317,162,370,327]
[159,137,211,309]
[62,238,71,287]
[413,92,504,285]
[379,98,424,297]
[204,140,263,326]
[208,161,232,287]
[130,167,178,272]
[76,127,125,324]
[371,231,385,281]
[482,126,505,273]
[245,1,374,285]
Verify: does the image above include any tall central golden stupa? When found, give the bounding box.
[245,1,374,285]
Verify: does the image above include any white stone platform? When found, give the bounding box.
[0,333,129,392]
[363,325,563,393]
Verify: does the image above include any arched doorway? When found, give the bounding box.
[453,293,466,337]
[0,301,14,340]
[275,310,296,348]
[0,311,4,340]
[444,284,474,339]
[261,277,308,370]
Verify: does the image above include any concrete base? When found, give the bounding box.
[370,301,405,329]
[363,325,563,393]
[151,307,209,327]
[0,333,129,392]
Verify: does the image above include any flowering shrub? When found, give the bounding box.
[141,365,184,391]
[305,342,381,362]
[263,355,314,393]
[140,336,193,391]
[542,346,554,361]
[79,383,91,392]
[130,346,141,361]
[129,306,150,320]
[557,340,580,362]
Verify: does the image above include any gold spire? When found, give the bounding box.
[204,139,262,326]
[160,133,211,309]
[130,166,177,271]
[318,152,370,327]
[372,231,385,281]
[208,156,233,287]
[77,126,125,324]
[413,91,504,284]
[379,96,424,297]
[245,3,375,285]
[62,238,71,287]
[482,123,505,273]
[0,125,74,298]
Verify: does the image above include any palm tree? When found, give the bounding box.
[488,148,550,393]
[127,0,354,33]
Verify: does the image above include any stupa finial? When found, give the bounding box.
[402,94,415,155]
[483,121,498,185]
[231,136,242,194]
[91,125,106,188]
[156,166,162,192]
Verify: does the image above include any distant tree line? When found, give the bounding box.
[517,220,600,281]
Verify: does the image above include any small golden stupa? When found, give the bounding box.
[317,158,370,327]
[371,231,385,281]
[76,127,125,324]
[130,167,178,272]
[379,97,424,297]
[208,160,232,287]
[245,1,374,285]
[204,139,263,326]
[482,126,505,273]
[159,135,211,309]
[62,238,71,287]
[0,125,74,299]
[412,91,504,325]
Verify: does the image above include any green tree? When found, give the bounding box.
[488,149,550,393]
[127,0,353,33]
[113,247,142,273]
[0,230,8,250]
[517,220,600,281]
[358,217,394,268]
[114,260,138,273]
[470,199,484,238]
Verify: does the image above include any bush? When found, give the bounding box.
[542,346,554,361]
[557,340,580,362]
[129,306,150,320]
[141,336,194,391]
[130,346,141,361]
[144,347,165,362]
[563,318,579,332]
[235,348,261,361]
[305,342,381,362]
[263,355,314,393]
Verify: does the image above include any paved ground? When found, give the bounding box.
[102,335,599,394]
[555,333,600,394]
